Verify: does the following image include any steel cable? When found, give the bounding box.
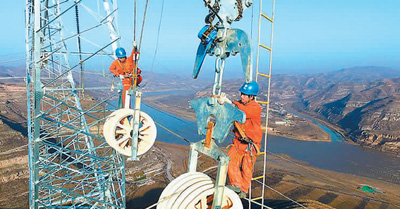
[74,4,85,95]
[150,0,165,72]
[133,0,137,42]
[0,58,26,64]
[153,120,191,144]
[138,0,149,53]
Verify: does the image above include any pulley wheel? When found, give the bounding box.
[103,108,157,156]
[157,172,242,209]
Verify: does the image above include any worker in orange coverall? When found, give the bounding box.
[109,44,143,107]
[223,81,263,198]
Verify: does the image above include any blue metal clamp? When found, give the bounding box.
[193,25,218,79]
[190,97,245,143]
[193,27,252,82]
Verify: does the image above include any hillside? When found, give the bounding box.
[1,65,400,208]
[2,65,400,154]
[282,67,400,154]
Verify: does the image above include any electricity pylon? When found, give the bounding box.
[25,0,125,208]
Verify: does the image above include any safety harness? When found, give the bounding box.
[229,122,260,168]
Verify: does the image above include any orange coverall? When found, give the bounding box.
[109,48,143,106]
[228,100,263,193]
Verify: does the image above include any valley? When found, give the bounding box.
[0,65,399,208]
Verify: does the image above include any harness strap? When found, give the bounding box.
[234,121,246,139]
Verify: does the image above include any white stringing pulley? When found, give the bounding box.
[103,108,157,156]
[157,172,243,209]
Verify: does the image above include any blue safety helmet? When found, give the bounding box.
[115,47,126,58]
[239,81,259,96]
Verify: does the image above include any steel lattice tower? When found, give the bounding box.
[25,0,125,208]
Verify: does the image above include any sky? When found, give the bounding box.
[1,0,399,77]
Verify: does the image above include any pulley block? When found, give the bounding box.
[103,108,157,157]
[157,172,242,209]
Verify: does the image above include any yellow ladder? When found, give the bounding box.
[249,0,275,208]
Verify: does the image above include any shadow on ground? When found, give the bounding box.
[127,188,164,209]
[0,115,27,137]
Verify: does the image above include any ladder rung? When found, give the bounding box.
[251,196,263,201]
[259,44,271,51]
[257,151,266,156]
[258,72,270,78]
[252,176,265,180]
[261,13,273,22]
[257,101,268,104]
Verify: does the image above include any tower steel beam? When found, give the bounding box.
[26,0,125,208]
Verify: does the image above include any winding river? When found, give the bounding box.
[139,91,400,185]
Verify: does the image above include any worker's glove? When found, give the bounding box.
[119,75,124,79]
[217,92,232,105]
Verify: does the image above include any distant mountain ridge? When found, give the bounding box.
[2,65,399,154]
[270,66,400,154]
[313,66,400,83]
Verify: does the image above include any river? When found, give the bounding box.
[138,91,400,185]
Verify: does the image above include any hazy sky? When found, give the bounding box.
[1,0,399,76]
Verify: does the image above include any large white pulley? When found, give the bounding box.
[103,108,157,156]
[157,172,243,209]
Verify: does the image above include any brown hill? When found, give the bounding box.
[292,73,400,154]
[339,95,400,153]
